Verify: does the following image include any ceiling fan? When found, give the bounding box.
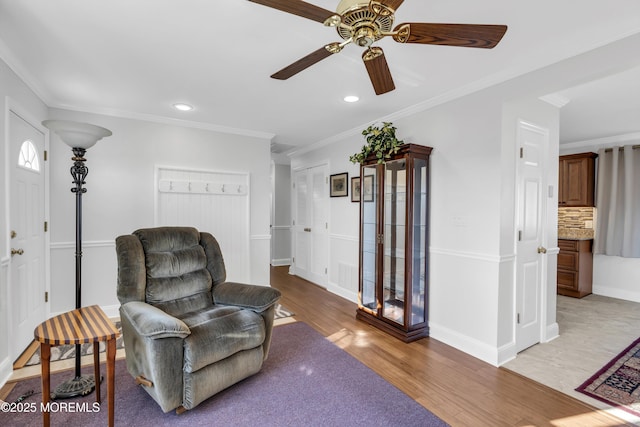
[248,0,508,95]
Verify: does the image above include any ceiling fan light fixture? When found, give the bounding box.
[173,103,193,111]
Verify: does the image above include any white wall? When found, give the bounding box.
[271,162,292,266]
[560,135,640,302]
[290,90,512,363]
[0,57,48,386]
[290,141,361,301]
[45,109,273,318]
[291,91,560,366]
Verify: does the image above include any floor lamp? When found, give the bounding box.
[42,120,112,398]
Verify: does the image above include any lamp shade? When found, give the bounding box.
[42,120,112,149]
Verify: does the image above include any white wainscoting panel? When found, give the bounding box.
[155,167,250,283]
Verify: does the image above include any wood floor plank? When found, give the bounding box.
[270,266,630,426]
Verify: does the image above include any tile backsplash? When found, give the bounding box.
[558,207,596,229]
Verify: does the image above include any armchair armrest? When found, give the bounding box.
[120,301,191,339]
[213,282,281,313]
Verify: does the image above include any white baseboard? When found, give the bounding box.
[326,280,357,304]
[429,321,501,367]
[270,259,291,267]
[543,322,560,343]
[593,285,640,303]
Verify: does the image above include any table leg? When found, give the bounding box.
[106,338,116,427]
[40,344,51,427]
[93,341,101,403]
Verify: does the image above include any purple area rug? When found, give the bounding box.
[1,322,447,426]
[576,336,640,416]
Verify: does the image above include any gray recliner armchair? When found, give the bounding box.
[115,226,281,413]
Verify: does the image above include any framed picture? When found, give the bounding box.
[330,172,348,197]
[362,175,374,202]
[351,177,361,202]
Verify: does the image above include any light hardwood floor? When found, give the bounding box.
[270,266,631,427]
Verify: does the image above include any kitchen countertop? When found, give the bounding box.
[558,228,594,240]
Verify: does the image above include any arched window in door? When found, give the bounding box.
[18,140,40,172]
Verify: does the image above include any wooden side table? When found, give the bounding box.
[34,305,120,427]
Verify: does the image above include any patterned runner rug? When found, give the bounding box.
[576,336,640,416]
[23,303,294,367]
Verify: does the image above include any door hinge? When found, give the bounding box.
[326,222,328,229]
[518,230,522,241]
[293,220,295,226]
[517,313,520,324]
[45,292,49,303]
[292,257,295,263]
[44,150,48,161]
[44,221,48,232]
[520,147,524,158]
[325,268,327,274]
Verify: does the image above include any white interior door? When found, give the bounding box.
[9,111,47,359]
[515,120,549,353]
[293,165,328,286]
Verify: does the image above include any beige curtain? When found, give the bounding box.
[594,145,640,257]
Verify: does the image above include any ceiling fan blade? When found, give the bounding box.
[271,43,341,80]
[393,23,507,49]
[362,47,395,95]
[376,0,404,11]
[248,0,338,24]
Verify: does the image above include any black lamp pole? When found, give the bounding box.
[52,147,97,399]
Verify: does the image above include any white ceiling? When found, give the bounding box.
[1,0,639,150]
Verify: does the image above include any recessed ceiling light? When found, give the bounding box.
[173,103,193,111]
[343,95,359,103]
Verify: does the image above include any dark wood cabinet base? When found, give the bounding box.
[356,309,429,343]
[557,239,593,298]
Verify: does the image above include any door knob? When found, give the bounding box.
[537,246,547,254]
[304,228,311,232]
[11,248,24,256]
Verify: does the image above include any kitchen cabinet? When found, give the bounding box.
[558,152,597,206]
[557,239,593,298]
[356,144,432,342]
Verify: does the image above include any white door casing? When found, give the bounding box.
[515,120,549,353]
[9,110,47,360]
[292,165,328,286]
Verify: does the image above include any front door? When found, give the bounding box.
[292,165,328,286]
[515,120,548,353]
[9,111,47,360]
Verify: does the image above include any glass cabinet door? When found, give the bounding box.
[359,165,378,314]
[383,158,406,325]
[410,158,428,326]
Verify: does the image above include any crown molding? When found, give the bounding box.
[50,104,276,141]
[560,132,640,152]
[539,94,571,108]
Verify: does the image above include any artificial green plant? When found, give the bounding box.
[349,122,404,164]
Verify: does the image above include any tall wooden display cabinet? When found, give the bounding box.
[356,144,432,342]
